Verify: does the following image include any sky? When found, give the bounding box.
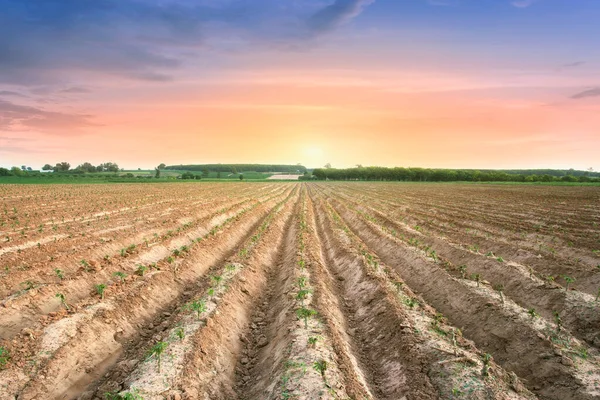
[0,0,599,170]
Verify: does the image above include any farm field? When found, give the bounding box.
[0,182,599,400]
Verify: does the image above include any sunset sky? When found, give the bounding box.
[1,0,599,170]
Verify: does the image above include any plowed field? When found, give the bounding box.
[0,182,598,400]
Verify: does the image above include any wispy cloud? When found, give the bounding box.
[562,61,585,68]
[308,0,375,33]
[0,90,27,98]
[570,87,600,100]
[511,0,538,8]
[59,87,92,94]
[0,99,96,132]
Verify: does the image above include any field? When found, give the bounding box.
[0,182,599,400]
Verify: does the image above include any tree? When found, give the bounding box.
[0,167,12,176]
[202,168,209,177]
[54,162,71,172]
[239,174,244,181]
[76,162,96,173]
[42,164,53,171]
[324,163,332,169]
[158,163,166,170]
[155,167,161,178]
[11,167,25,176]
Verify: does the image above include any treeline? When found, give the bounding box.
[42,162,120,173]
[165,164,307,174]
[311,167,600,183]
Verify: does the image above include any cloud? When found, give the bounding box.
[59,87,92,94]
[562,61,585,68]
[0,99,96,132]
[570,87,600,100]
[0,90,27,98]
[511,0,538,8]
[0,1,376,87]
[308,0,375,33]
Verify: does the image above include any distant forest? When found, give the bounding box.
[165,164,307,174]
[311,167,600,182]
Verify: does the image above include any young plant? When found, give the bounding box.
[113,271,127,282]
[175,327,185,341]
[211,275,223,286]
[135,264,148,276]
[186,299,207,320]
[527,308,539,319]
[494,284,505,305]
[95,283,107,299]
[54,268,64,280]
[0,346,10,369]
[308,336,318,347]
[481,353,492,377]
[297,276,307,289]
[313,360,327,381]
[458,265,467,279]
[55,292,69,310]
[296,289,311,304]
[471,273,481,287]
[562,275,575,291]
[296,307,317,329]
[553,311,562,333]
[147,341,168,373]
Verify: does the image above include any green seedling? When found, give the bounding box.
[297,276,307,288]
[527,308,539,319]
[471,273,481,287]
[481,353,492,377]
[296,289,311,304]
[308,337,318,347]
[135,265,148,276]
[175,327,185,341]
[55,293,69,310]
[394,281,404,292]
[457,265,467,279]
[186,299,207,320]
[562,275,575,291]
[104,390,143,400]
[54,269,64,280]
[211,275,223,286]
[147,341,168,373]
[494,284,505,304]
[296,307,317,329]
[113,271,127,282]
[80,259,90,270]
[207,288,215,296]
[95,284,107,299]
[313,360,327,381]
[496,256,504,263]
[404,297,418,308]
[0,346,10,369]
[554,311,562,333]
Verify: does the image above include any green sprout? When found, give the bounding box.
[481,353,492,377]
[135,265,148,276]
[313,360,327,381]
[185,299,207,320]
[308,337,318,347]
[296,307,317,329]
[113,271,127,282]
[95,283,107,299]
[54,269,64,280]
[55,292,69,310]
[0,346,10,369]
[147,341,168,373]
[562,275,575,291]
